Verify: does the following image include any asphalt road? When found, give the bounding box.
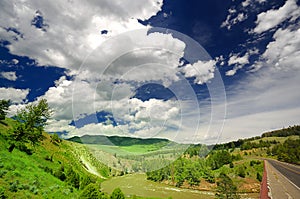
[267,159,300,188]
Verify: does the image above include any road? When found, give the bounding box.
[266,159,300,199]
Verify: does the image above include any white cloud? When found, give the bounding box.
[0,0,163,70]
[12,59,19,64]
[262,27,300,69]
[0,71,17,81]
[0,0,225,144]
[256,0,266,3]
[253,0,299,34]
[0,87,29,103]
[226,48,260,76]
[221,12,247,30]
[242,0,251,7]
[225,69,238,76]
[228,53,249,66]
[182,60,216,84]
[226,53,250,76]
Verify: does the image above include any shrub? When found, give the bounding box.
[54,169,66,181]
[111,187,125,199]
[256,172,262,182]
[80,183,102,198]
[236,166,246,178]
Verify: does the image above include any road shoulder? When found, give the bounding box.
[265,160,300,199]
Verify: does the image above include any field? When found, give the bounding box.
[85,142,188,172]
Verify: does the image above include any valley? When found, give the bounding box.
[1,115,299,198]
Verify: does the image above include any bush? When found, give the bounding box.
[215,172,240,199]
[256,172,262,182]
[80,183,102,199]
[236,166,246,178]
[250,160,261,166]
[111,188,125,199]
[54,169,66,181]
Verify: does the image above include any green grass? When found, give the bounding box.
[0,118,111,198]
[0,118,168,199]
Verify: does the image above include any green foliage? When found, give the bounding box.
[80,176,93,190]
[50,133,62,145]
[271,138,300,164]
[8,99,52,151]
[184,144,209,158]
[0,186,8,199]
[256,172,262,182]
[240,140,271,150]
[110,188,125,199]
[69,134,169,146]
[250,160,261,167]
[54,166,66,181]
[0,117,109,199]
[0,99,10,121]
[232,154,242,161]
[262,125,300,137]
[215,172,240,199]
[236,166,246,178]
[207,150,232,170]
[147,157,211,187]
[80,183,103,199]
[66,167,80,189]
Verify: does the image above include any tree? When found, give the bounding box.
[8,99,52,152]
[0,99,10,121]
[80,183,103,199]
[215,172,240,199]
[110,188,125,199]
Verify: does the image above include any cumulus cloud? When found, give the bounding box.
[253,0,299,34]
[0,0,163,70]
[226,53,249,76]
[0,0,225,143]
[228,53,249,66]
[0,71,17,81]
[182,60,216,84]
[225,48,260,76]
[0,87,29,103]
[262,27,300,69]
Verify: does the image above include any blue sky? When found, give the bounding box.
[0,0,299,144]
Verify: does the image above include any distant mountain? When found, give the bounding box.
[68,134,170,146]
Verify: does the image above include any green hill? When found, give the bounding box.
[68,134,170,146]
[0,118,112,198]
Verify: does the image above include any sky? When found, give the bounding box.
[0,0,299,144]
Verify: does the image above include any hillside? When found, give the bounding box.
[68,134,170,146]
[146,125,300,196]
[0,118,113,198]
